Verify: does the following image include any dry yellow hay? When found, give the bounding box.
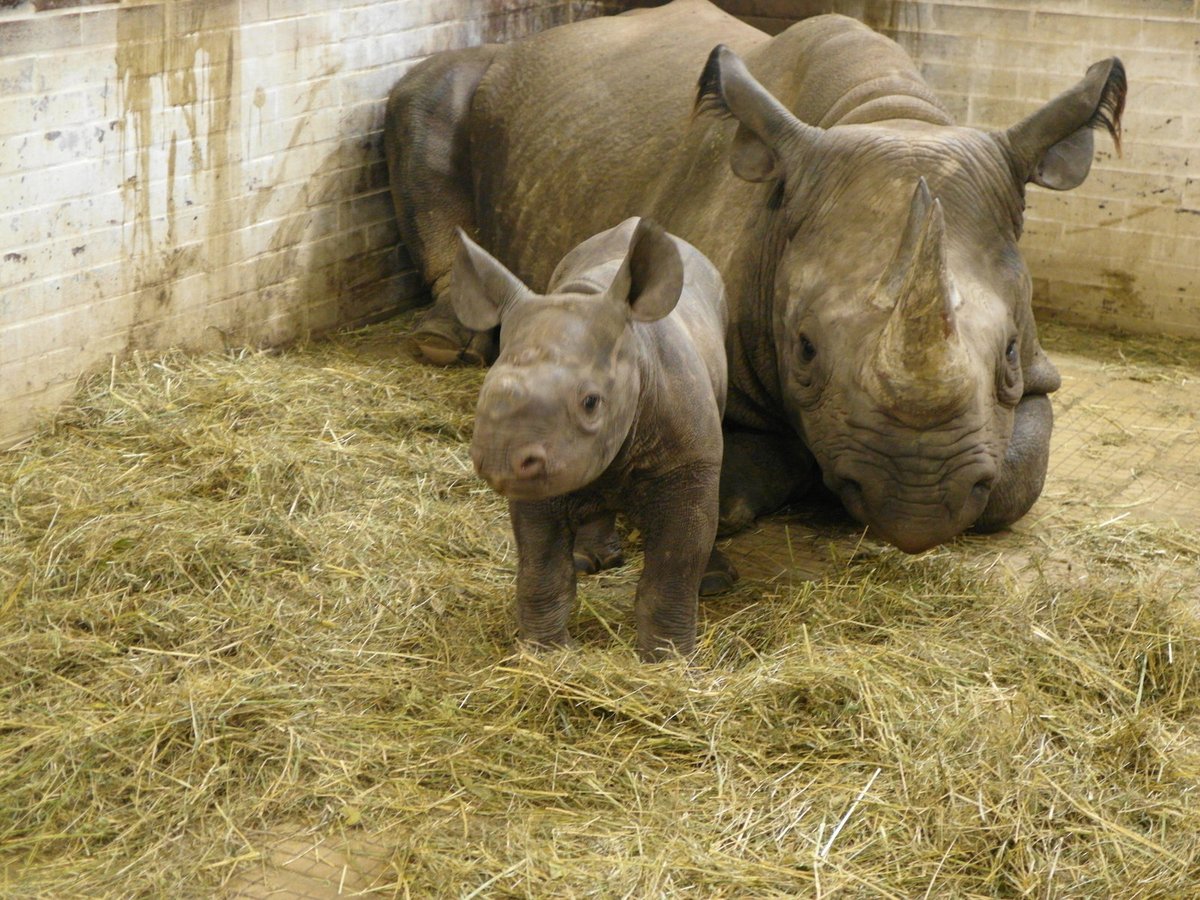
[1,314,1198,896]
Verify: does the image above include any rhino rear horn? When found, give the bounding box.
[607,218,684,323]
[1004,57,1126,191]
[451,228,532,331]
[695,44,821,183]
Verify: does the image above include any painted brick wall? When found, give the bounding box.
[4,1,1195,449]
[694,0,1200,340]
[0,0,616,450]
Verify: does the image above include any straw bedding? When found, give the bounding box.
[2,314,1198,896]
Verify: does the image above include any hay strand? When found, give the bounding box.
[1,314,1199,896]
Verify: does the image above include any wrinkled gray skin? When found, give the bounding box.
[385,0,1126,554]
[456,217,730,661]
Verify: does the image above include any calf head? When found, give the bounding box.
[453,219,684,501]
[698,45,1125,552]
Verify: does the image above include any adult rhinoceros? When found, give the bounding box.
[385,0,1125,553]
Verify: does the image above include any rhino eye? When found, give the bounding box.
[581,393,602,414]
[799,334,817,363]
[1005,337,1019,364]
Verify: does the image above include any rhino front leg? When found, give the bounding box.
[384,47,499,367]
[509,499,577,649]
[718,429,817,535]
[631,467,720,662]
[974,393,1053,533]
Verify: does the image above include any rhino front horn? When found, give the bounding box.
[870,179,971,420]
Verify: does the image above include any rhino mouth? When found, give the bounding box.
[868,521,967,555]
[484,473,558,501]
[836,478,993,554]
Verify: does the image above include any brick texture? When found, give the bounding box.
[2,0,1194,448]
[0,0,618,449]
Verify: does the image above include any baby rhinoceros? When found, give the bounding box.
[453,216,733,662]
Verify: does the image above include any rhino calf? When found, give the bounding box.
[455,217,731,661]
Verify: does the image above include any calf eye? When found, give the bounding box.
[582,394,602,413]
[799,334,817,363]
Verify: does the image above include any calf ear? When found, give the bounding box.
[450,228,530,330]
[1005,58,1126,191]
[608,218,684,322]
[694,44,822,184]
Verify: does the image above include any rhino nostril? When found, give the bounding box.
[970,475,996,503]
[513,446,547,478]
[837,477,866,519]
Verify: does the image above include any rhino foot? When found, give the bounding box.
[572,513,625,575]
[718,430,816,536]
[412,307,497,367]
[699,547,739,597]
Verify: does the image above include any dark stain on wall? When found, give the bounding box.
[1101,269,1151,320]
[115,1,241,352]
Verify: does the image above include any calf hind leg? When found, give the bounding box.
[718,430,817,535]
[573,512,625,574]
[385,47,500,366]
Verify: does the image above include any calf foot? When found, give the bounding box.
[572,542,625,575]
[515,632,576,655]
[699,546,739,597]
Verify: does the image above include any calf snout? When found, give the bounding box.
[469,433,553,498]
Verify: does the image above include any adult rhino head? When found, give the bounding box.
[697,44,1125,552]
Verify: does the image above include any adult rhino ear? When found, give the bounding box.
[607,218,684,322]
[1005,58,1126,191]
[450,227,531,330]
[695,44,822,183]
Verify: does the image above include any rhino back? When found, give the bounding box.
[748,15,952,128]
[469,0,764,290]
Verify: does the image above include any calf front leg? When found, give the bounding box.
[631,466,720,662]
[509,499,576,649]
